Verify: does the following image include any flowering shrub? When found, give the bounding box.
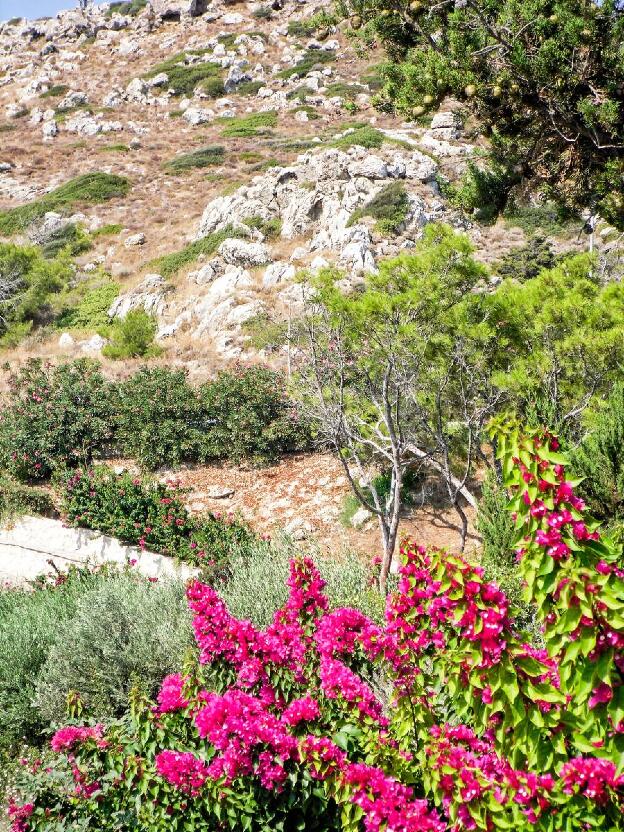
[114,366,205,471]
[0,361,311,479]
[60,467,259,577]
[199,365,312,466]
[0,359,115,481]
[10,426,624,831]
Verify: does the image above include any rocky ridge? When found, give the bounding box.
[0,0,556,367]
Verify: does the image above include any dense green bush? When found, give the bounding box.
[35,573,192,723]
[199,366,311,465]
[150,226,240,277]
[0,476,55,525]
[0,568,190,760]
[348,181,410,233]
[218,538,385,626]
[105,0,147,17]
[474,471,539,632]
[571,384,624,527]
[39,223,92,259]
[0,359,115,481]
[0,572,100,753]
[55,281,120,330]
[0,173,130,234]
[143,51,222,97]
[102,308,161,359]
[277,48,336,79]
[220,110,278,138]
[60,467,259,578]
[332,124,385,149]
[494,235,556,282]
[0,243,73,343]
[441,161,515,222]
[115,366,204,470]
[340,0,624,227]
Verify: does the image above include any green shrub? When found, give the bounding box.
[98,143,130,153]
[143,51,222,97]
[443,161,514,222]
[331,125,385,149]
[277,48,336,79]
[340,468,423,527]
[200,76,226,98]
[0,173,130,235]
[242,215,282,239]
[199,366,311,465]
[325,82,366,99]
[476,471,537,634]
[164,145,225,173]
[150,226,240,277]
[115,366,204,470]
[0,243,73,342]
[571,384,624,526]
[35,573,191,723]
[220,110,278,138]
[0,359,116,481]
[91,223,123,238]
[60,467,259,578]
[0,476,55,525]
[348,181,410,234]
[102,308,162,360]
[105,0,147,17]
[494,235,556,282]
[39,222,92,259]
[55,281,119,330]
[217,538,385,627]
[287,20,317,37]
[39,84,68,99]
[503,201,577,236]
[252,4,273,19]
[234,80,264,96]
[286,84,316,102]
[0,572,100,752]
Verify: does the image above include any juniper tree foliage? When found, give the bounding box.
[340,0,624,227]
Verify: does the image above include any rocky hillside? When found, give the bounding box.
[0,0,569,372]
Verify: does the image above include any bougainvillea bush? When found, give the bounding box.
[10,425,624,831]
[60,466,260,578]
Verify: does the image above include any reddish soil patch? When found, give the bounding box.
[167,451,479,561]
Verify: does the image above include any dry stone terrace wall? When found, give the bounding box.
[0,515,197,586]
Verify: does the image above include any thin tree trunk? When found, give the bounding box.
[378,517,392,595]
[454,499,469,553]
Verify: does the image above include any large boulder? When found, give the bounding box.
[150,0,209,18]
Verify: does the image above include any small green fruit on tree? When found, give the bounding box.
[340,0,624,227]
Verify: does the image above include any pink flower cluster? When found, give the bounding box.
[344,763,445,832]
[560,756,624,803]
[8,802,33,832]
[155,750,209,796]
[428,724,555,828]
[50,725,106,753]
[194,689,298,789]
[156,673,189,714]
[281,696,320,726]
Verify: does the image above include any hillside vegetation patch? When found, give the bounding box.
[143,50,222,97]
[164,145,225,173]
[149,226,241,277]
[219,110,278,138]
[0,173,130,235]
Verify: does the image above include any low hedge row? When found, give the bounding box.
[0,360,311,479]
[60,466,261,578]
